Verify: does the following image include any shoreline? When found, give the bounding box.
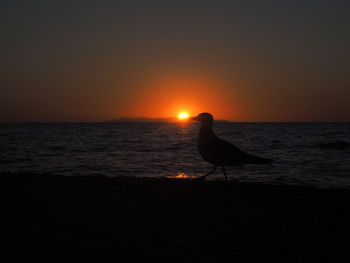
[4,173,350,261]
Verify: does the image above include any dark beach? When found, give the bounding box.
[3,173,350,262]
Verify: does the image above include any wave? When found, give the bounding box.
[312,141,350,150]
[47,145,66,151]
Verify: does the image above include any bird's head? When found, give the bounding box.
[191,112,214,127]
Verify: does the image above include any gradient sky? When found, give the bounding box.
[1,0,349,122]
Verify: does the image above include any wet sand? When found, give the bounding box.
[3,173,350,262]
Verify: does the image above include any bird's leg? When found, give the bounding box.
[221,165,228,182]
[198,165,217,180]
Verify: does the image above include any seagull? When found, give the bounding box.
[191,112,273,182]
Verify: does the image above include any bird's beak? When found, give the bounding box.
[190,116,198,121]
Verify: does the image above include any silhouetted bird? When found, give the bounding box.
[191,112,273,182]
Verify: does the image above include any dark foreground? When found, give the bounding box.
[3,174,350,262]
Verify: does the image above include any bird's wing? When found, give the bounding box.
[216,138,273,165]
[216,138,242,154]
[214,138,249,164]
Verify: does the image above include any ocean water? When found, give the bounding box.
[1,122,350,188]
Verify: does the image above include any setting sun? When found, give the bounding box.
[178,112,189,120]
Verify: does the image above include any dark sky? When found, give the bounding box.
[1,0,349,122]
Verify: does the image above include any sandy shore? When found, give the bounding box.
[3,173,350,262]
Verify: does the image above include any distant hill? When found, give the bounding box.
[107,117,177,123]
[107,117,230,123]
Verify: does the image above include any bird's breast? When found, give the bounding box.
[197,128,221,165]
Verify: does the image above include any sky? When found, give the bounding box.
[1,0,349,122]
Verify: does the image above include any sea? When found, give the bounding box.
[1,122,350,188]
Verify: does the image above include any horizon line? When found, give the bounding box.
[1,120,350,124]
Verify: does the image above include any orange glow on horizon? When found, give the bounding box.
[120,73,243,121]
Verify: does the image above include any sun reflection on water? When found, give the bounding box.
[167,173,197,179]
